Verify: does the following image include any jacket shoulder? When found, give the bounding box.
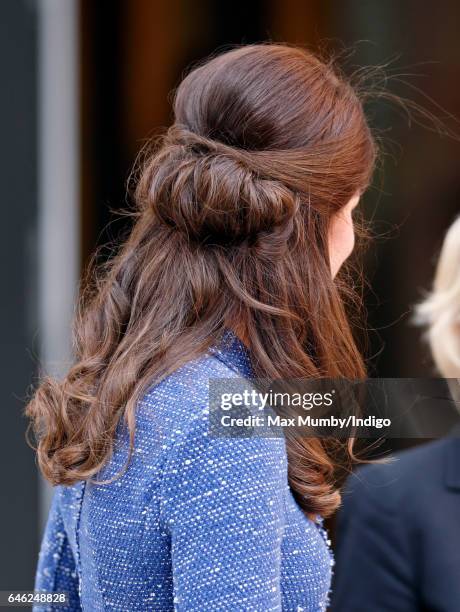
[342,439,450,515]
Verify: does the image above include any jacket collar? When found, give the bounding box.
[209,329,254,379]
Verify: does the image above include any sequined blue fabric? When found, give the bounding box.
[34,332,333,611]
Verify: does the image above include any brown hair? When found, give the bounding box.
[27,44,376,517]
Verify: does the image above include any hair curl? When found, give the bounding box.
[27,44,376,517]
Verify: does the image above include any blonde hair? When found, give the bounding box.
[415,216,460,378]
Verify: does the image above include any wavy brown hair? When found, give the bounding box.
[27,44,376,517]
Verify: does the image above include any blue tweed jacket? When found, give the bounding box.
[34,332,333,611]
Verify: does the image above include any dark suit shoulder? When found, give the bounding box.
[342,438,451,516]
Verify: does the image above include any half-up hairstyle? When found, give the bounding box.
[27,44,376,517]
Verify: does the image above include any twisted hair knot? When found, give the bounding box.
[136,124,301,255]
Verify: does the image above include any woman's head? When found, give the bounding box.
[144,45,373,275]
[28,44,376,516]
[416,216,460,378]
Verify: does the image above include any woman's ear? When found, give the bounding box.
[328,193,360,277]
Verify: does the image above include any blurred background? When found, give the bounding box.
[1,0,459,591]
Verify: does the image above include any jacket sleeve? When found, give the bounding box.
[159,420,287,611]
[33,488,81,612]
[330,466,417,612]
